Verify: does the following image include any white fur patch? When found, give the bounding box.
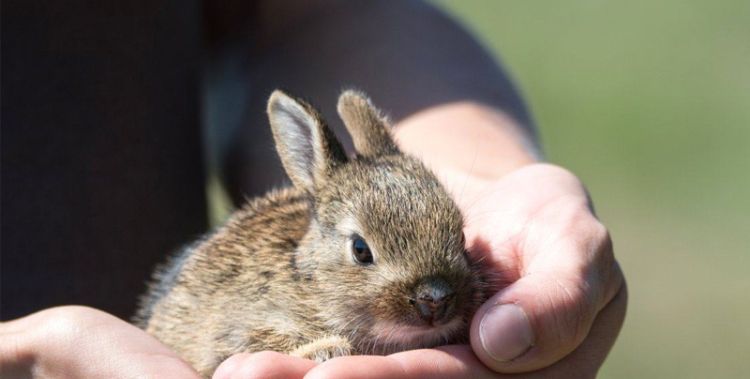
[336,216,363,237]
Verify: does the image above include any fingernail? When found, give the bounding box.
[479,304,534,362]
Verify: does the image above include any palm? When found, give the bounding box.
[215,163,626,378]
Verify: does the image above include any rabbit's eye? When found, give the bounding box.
[351,235,373,264]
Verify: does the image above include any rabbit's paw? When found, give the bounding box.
[289,335,353,362]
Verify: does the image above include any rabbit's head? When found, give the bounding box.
[268,90,484,353]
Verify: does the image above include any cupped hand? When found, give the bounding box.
[0,305,201,379]
[214,163,626,379]
[460,163,627,375]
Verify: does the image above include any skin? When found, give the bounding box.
[0,3,625,377]
[212,104,627,378]
[0,101,624,379]
[215,3,626,374]
[0,306,202,379]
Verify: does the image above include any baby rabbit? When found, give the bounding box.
[135,90,487,377]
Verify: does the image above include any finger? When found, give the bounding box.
[306,283,627,379]
[304,346,502,379]
[0,309,43,370]
[213,351,317,379]
[471,211,624,373]
[1,306,204,379]
[534,279,628,377]
[0,328,34,377]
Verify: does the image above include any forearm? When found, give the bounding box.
[394,103,541,207]
[218,0,540,203]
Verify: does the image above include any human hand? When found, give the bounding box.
[459,162,627,375]
[0,306,202,379]
[211,163,626,379]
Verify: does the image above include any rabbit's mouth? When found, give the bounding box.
[368,316,466,351]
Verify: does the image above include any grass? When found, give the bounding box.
[432,1,750,378]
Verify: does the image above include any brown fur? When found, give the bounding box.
[135,90,487,377]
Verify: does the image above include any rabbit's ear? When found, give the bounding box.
[268,90,347,192]
[337,90,399,156]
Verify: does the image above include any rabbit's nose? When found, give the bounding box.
[412,277,455,324]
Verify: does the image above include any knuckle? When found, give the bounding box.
[534,163,580,184]
[550,201,600,241]
[590,222,613,256]
[0,333,34,369]
[214,353,246,378]
[234,351,287,379]
[543,276,596,349]
[588,222,615,272]
[39,306,101,339]
[603,260,627,307]
[587,224,623,301]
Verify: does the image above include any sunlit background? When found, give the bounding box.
[429,1,749,378]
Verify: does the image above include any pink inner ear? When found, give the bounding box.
[268,90,347,191]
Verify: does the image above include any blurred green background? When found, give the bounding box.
[431,1,749,378]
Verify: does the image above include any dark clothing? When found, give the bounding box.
[2,1,207,320]
[1,0,533,321]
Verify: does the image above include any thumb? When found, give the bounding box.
[469,244,622,373]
